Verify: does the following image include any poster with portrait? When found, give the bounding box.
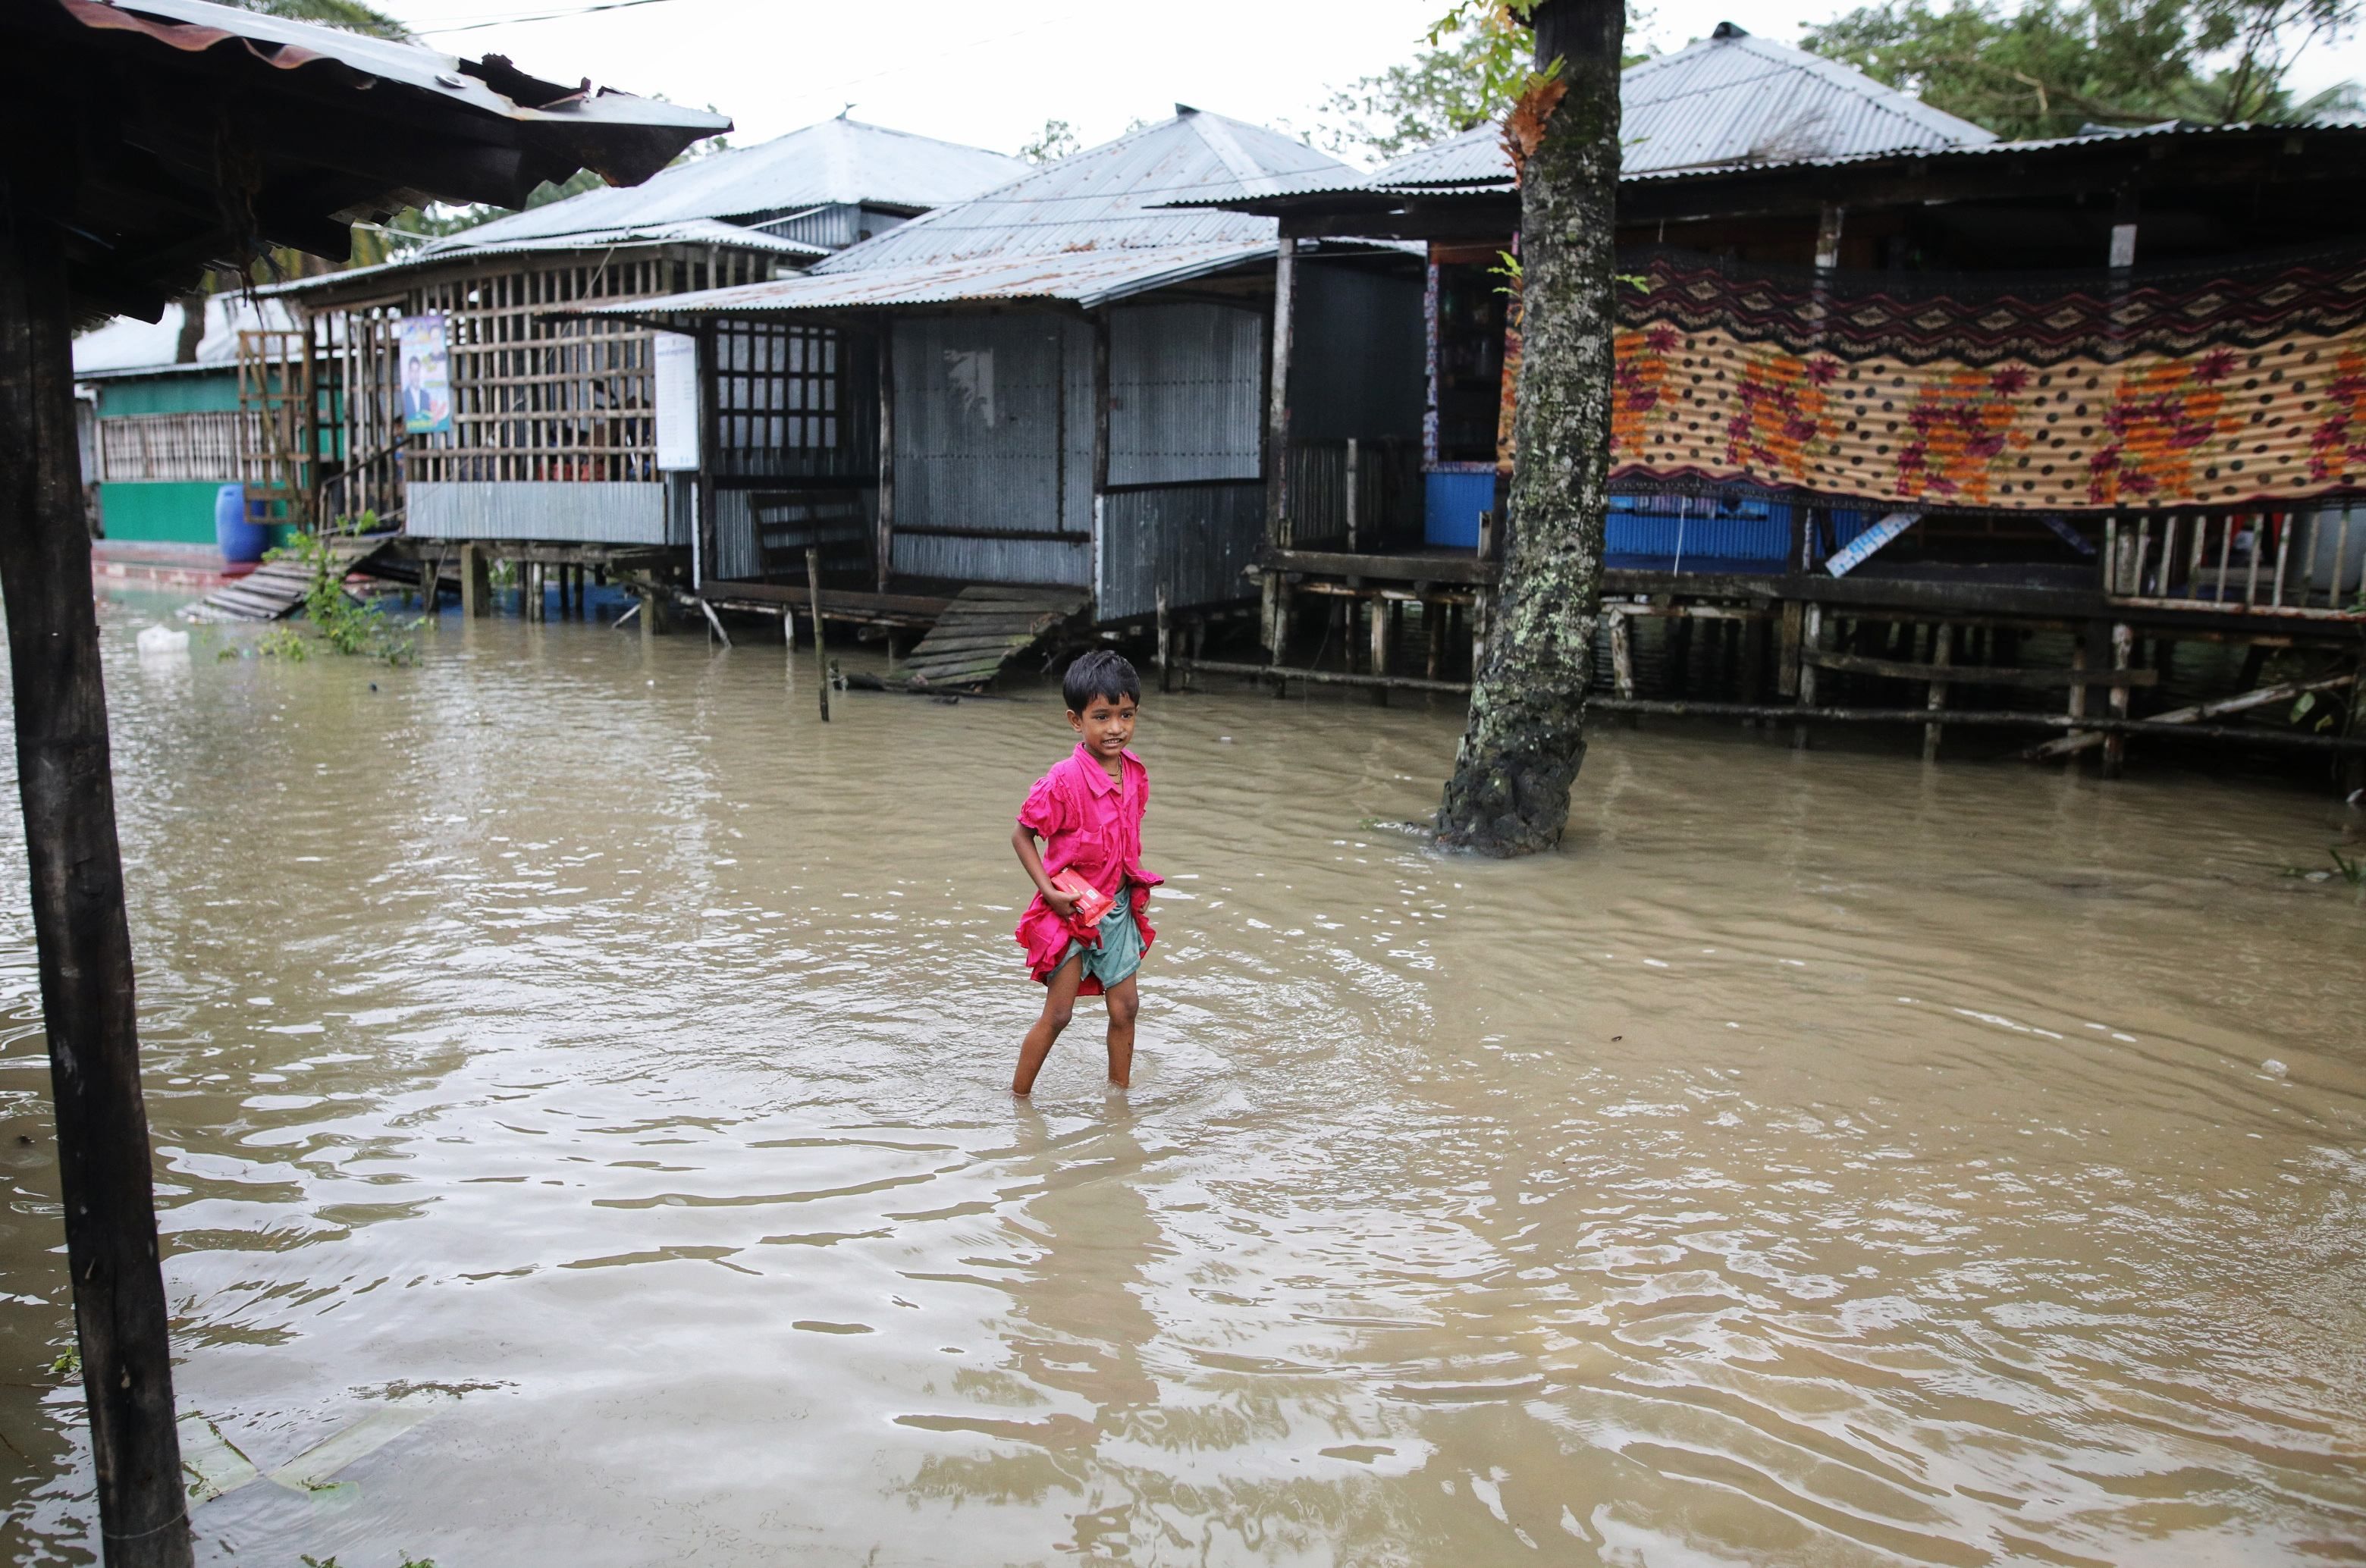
[397,314,452,436]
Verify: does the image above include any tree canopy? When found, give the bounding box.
[1800,0,2364,138]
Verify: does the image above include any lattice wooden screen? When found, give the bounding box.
[327,251,776,493]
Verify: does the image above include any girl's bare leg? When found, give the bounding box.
[1012,955,1085,1096]
[1103,974,1139,1089]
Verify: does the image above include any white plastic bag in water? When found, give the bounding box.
[136,626,190,657]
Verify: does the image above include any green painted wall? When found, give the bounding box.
[98,481,231,544]
[92,372,242,417]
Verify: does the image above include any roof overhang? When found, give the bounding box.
[4,0,729,319]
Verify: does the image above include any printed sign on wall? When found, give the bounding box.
[397,315,452,436]
[653,332,699,471]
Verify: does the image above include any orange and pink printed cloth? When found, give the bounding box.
[1510,249,2366,510]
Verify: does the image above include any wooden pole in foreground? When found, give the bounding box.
[805,547,830,722]
[0,201,193,1567]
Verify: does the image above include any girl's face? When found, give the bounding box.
[1068,693,1138,760]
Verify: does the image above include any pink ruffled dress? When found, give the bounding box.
[1013,744,1160,995]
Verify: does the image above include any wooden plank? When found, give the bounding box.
[2024,672,2358,760]
[1266,547,1498,585]
[1803,648,2157,688]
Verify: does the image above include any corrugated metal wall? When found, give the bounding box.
[1097,481,1263,620]
[410,480,669,543]
[1107,303,1262,485]
[887,312,1091,586]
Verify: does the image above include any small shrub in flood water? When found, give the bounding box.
[261,512,418,666]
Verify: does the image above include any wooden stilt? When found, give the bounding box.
[2102,621,2134,779]
[1370,594,1392,705]
[1156,583,1173,695]
[1794,603,1822,749]
[1425,597,1445,679]
[1777,600,1803,698]
[461,542,490,618]
[2063,628,2090,758]
[806,547,830,722]
[1923,622,1952,763]
[0,204,193,1568]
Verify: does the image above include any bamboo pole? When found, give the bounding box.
[1923,622,1952,763]
[0,196,193,1568]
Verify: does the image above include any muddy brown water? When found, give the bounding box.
[1,598,2361,1566]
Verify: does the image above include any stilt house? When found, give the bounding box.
[594,107,1426,633]
[1186,23,2366,774]
[263,118,1025,557]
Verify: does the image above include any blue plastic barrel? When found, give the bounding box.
[214,484,266,563]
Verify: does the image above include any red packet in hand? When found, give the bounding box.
[1051,870,1113,937]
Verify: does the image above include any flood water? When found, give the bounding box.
[2,597,2362,1566]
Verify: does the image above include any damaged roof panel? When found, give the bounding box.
[585,242,1278,316]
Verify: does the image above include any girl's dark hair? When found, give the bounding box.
[1063,649,1141,712]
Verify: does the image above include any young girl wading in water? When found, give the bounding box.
[1009,651,1159,1096]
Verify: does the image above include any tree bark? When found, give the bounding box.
[1434,0,1623,855]
[0,192,194,1566]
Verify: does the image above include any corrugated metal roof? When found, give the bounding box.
[809,108,1354,271]
[1621,113,2359,180]
[589,242,1277,316]
[586,108,1364,316]
[254,218,821,298]
[445,117,1028,249]
[72,293,297,378]
[1370,21,1993,189]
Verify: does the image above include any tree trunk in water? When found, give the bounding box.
[1435,0,1621,856]
[0,192,194,1566]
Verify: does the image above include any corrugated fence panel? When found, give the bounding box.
[408,481,668,543]
[887,311,1091,585]
[1288,262,1424,442]
[895,314,1069,532]
[1107,303,1262,485]
[713,487,756,579]
[1097,481,1263,620]
[892,531,1089,587]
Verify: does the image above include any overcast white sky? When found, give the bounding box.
[384,0,2366,168]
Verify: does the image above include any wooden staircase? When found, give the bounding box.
[900,586,1090,690]
[184,534,397,622]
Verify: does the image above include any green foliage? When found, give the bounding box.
[48,1349,79,1378]
[262,513,418,666]
[1801,0,2364,138]
[1019,118,1081,164]
[400,1558,438,1568]
[2333,845,2364,884]
[224,0,406,39]
[1317,13,1520,161]
[298,1557,341,1568]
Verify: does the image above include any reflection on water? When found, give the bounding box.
[1,598,2362,1565]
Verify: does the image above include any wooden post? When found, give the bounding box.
[1794,602,1823,749]
[1370,594,1392,706]
[805,547,830,722]
[2064,627,2090,757]
[1922,622,1952,763]
[875,315,895,593]
[1156,582,1173,694]
[461,541,490,618]
[1263,237,1296,657]
[1608,608,1635,698]
[0,203,194,1568]
[2102,621,2134,779]
[1345,436,1360,553]
[1777,599,1803,697]
[1425,597,1445,679]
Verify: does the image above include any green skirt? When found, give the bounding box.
[1063,895,1144,989]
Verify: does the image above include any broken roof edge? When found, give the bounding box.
[58,0,730,191]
